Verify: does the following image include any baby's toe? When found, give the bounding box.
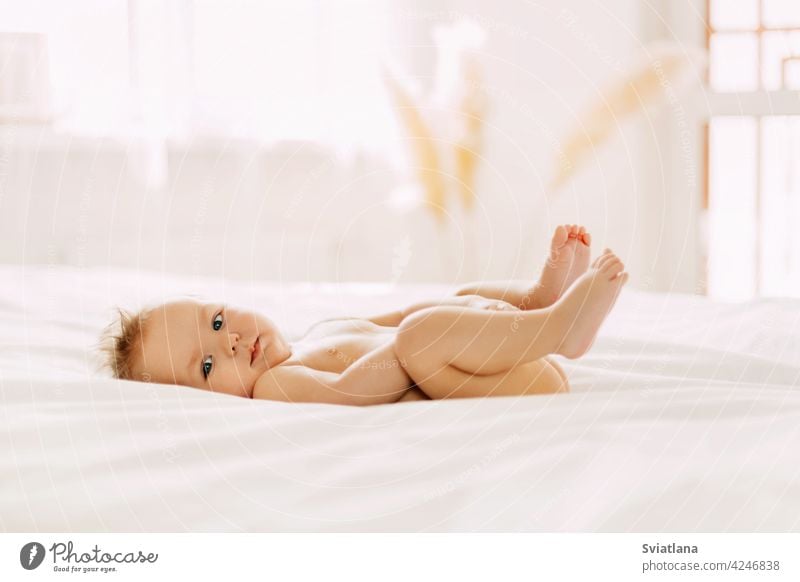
[551,225,569,250]
[602,258,624,278]
[599,252,619,268]
[593,251,615,269]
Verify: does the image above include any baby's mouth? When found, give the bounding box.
[250,337,261,366]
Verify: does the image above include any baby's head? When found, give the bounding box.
[99,298,292,398]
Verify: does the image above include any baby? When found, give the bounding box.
[99,225,627,405]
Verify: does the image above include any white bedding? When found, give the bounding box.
[2,265,800,532]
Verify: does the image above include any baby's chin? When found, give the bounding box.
[236,380,256,399]
[197,380,256,399]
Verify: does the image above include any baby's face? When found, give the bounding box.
[134,299,291,398]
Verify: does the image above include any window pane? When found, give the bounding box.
[708,117,757,301]
[191,0,319,137]
[709,33,759,91]
[785,59,800,88]
[761,31,800,90]
[760,116,800,296]
[189,0,393,144]
[763,0,800,27]
[710,0,759,30]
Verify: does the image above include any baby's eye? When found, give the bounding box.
[213,312,224,331]
[202,355,213,379]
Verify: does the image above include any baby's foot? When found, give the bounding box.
[531,224,592,308]
[551,249,628,359]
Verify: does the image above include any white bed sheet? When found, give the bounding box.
[2,265,800,531]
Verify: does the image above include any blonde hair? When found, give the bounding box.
[97,307,153,381]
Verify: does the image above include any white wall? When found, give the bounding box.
[1,1,695,289]
[439,0,651,285]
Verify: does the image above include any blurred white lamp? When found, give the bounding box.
[0,32,52,123]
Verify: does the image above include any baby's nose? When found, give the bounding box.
[227,332,240,353]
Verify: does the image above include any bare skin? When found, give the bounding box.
[534,223,592,308]
[454,224,592,309]
[129,225,628,405]
[394,251,627,400]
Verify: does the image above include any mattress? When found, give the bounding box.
[2,264,799,532]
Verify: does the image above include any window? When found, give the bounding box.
[706,0,800,300]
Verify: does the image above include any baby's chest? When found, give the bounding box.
[292,325,394,374]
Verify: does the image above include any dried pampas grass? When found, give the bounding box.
[385,73,448,222]
[551,42,707,190]
[453,58,487,211]
[386,19,487,224]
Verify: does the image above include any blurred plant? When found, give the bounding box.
[453,57,487,211]
[385,19,487,225]
[384,73,448,222]
[551,41,707,190]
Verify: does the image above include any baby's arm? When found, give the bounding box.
[366,295,517,327]
[253,340,411,406]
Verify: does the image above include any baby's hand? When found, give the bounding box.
[400,295,521,324]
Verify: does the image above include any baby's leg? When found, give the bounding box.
[395,253,626,400]
[406,355,569,399]
[395,387,431,402]
[395,307,566,399]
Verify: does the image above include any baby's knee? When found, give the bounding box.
[396,307,450,369]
